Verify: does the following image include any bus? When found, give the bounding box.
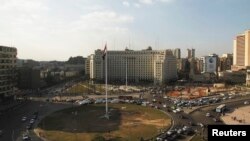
[216,104,226,113]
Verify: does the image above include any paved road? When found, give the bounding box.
[0,100,71,141]
[142,91,250,141]
[190,96,250,140]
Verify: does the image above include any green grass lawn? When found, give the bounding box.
[37,104,171,141]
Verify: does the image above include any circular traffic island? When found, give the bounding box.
[35,104,171,141]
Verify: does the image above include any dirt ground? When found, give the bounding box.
[221,106,250,124]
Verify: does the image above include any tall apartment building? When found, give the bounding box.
[88,47,177,85]
[85,56,91,78]
[233,30,250,71]
[187,48,195,59]
[173,48,181,59]
[0,46,17,102]
[219,54,233,71]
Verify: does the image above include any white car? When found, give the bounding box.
[206,113,211,117]
[198,123,204,128]
[163,104,167,108]
[111,99,120,104]
[22,116,27,122]
[176,108,182,112]
[244,101,249,105]
[78,99,91,105]
[94,99,104,104]
[22,134,30,140]
[29,119,35,124]
[172,110,177,113]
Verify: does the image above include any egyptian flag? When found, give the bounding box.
[102,44,107,60]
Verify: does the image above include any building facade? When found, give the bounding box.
[200,55,218,73]
[85,56,91,78]
[88,48,177,85]
[187,48,195,59]
[17,67,40,90]
[173,48,181,59]
[0,46,17,102]
[219,54,233,71]
[246,66,250,86]
[232,30,250,71]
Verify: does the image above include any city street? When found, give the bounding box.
[0,100,71,141]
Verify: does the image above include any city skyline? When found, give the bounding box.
[1,0,250,61]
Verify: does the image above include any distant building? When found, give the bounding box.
[0,46,17,102]
[187,48,195,59]
[87,47,177,85]
[85,56,91,78]
[246,66,250,86]
[200,55,218,73]
[17,59,40,68]
[17,67,41,90]
[232,30,250,71]
[187,49,192,59]
[219,71,246,84]
[191,49,195,58]
[219,54,233,71]
[173,48,181,59]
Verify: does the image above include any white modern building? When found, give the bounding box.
[87,47,177,85]
[200,55,218,73]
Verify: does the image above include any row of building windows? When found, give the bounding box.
[0,59,16,63]
[0,47,16,52]
[0,87,13,93]
[0,46,17,52]
[0,65,16,69]
[0,53,16,58]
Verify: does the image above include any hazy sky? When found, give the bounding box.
[0,0,250,61]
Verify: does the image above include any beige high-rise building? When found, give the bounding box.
[87,47,177,85]
[245,30,250,66]
[0,46,17,103]
[232,30,250,71]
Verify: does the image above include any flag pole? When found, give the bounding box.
[126,57,128,92]
[105,44,109,119]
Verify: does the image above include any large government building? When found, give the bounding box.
[0,46,17,103]
[86,47,177,85]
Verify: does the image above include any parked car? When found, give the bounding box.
[163,104,167,108]
[26,124,32,130]
[29,119,35,124]
[244,101,249,105]
[94,98,104,104]
[213,118,221,122]
[176,108,182,112]
[206,112,211,117]
[177,128,184,134]
[22,134,30,141]
[182,126,194,135]
[21,116,27,122]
